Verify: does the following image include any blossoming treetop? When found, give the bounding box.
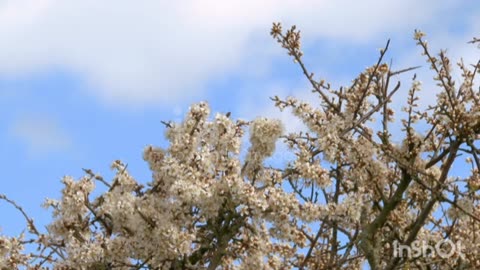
[1,23,480,269]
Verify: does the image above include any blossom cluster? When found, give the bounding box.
[1,24,480,269]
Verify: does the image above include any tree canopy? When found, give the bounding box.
[1,23,480,270]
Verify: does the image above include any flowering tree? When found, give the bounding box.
[1,23,480,270]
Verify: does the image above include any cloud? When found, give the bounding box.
[9,114,71,156]
[0,0,459,107]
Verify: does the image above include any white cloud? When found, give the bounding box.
[9,114,71,155]
[0,0,458,107]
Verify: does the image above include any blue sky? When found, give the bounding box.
[0,0,479,252]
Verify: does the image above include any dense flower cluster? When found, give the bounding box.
[1,24,480,269]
